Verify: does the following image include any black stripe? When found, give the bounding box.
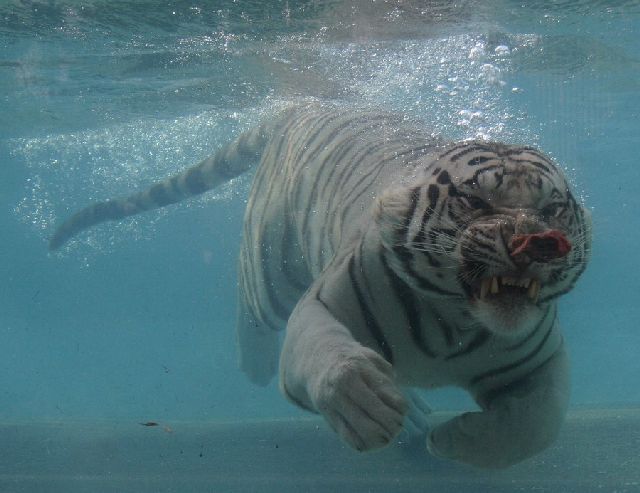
[235,129,264,160]
[337,137,424,218]
[445,331,491,360]
[94,199,125,221]
[331,138,405,233]
[184,166,209,194]
[469,322,554,387]
[475,229,495,242]
[432,306,455,347]
[290,110,346,184]
[436,170,451,184]
[418,184,443,263]
[168,175,182,196]
[244,114,298,270]
[389,142,440,162]
[149,183,173,206]
[304,114,391,243]
[411,185,436,246]
[393,244,459,296]
[427,184,440,209]
[464,240,497,256]
[381,252,437,358]
[479,344,562,406]
[402,186,420,239]
[303,111,358,158]
[447,205,468,231]
[294,111,349,252]
[344,139,438,207]
[279,110,323,213]
[315,116,380,199]
[506,147,556,171]
[258,233,292,323]
[549,187,563,200]
[327,133,399,205]
[437,142,473,160]
[348,255,393,363]
[280,219,310,292]
[425,228,446,267]
[509,158,552,174]
[467,156,492,166]
[432,227,458,253]
[506,305,555,351]
[449,145,492,162]
[216,157,235,180]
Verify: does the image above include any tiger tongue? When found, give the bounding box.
[509,230,571,262]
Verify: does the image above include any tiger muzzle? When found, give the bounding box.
[509,230,571,263]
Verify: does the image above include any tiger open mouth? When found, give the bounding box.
[474,276,541,302]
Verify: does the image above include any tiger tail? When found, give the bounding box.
[48,122,271,251]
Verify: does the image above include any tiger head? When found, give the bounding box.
[375,141,591,337]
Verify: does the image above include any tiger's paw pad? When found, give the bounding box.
[312,347,407,451]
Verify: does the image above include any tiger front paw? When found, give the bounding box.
[311,347,408,451]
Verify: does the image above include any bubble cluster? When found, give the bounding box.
[295,34,529,142]
[13,175,56,233]
[11,31,538,258]
[10,110,255,255]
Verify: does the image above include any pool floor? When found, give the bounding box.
[1,408,638,492]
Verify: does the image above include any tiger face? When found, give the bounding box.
[376,141,591,337]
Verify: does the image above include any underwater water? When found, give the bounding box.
[1,0,639,491]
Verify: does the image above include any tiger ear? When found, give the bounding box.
[373,186,415,247]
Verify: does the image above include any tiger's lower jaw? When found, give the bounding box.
[468,288,543,337]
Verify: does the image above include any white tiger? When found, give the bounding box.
[50,104,591,468]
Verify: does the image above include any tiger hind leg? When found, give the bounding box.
[235,297,280,387]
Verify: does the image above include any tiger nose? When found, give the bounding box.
[510,230,572,264]
[504,211,560,267]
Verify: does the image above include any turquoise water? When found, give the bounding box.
[1,1,639,490]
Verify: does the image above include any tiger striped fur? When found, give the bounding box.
[50,104,591,468]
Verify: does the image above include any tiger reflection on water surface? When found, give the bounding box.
[50,105,591,468]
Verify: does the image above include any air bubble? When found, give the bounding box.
[480,63,505,86]
[468,42,485,60]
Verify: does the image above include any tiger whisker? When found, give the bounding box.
[459,267,485,285]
